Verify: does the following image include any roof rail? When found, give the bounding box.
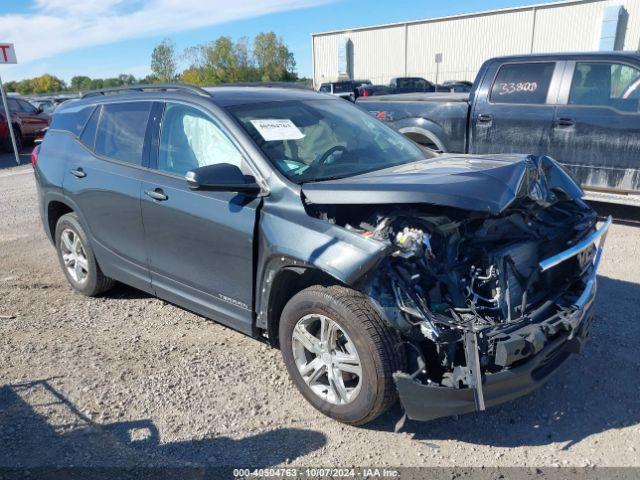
[81,83,211,99]
[211,81,313,90]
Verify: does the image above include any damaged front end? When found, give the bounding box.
[303,155,611,421]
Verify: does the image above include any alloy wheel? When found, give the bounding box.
[291,314,362,405]
[60,228,89,283]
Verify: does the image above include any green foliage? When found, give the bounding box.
[151,38,177,82]
[3,74,66,95]
[3,31,298,97]
[68,74,144,92]
[176,31,297,85]
[253,32,296,82]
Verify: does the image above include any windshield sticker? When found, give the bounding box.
[250,119,305,141]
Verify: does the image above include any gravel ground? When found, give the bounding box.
[0,157,639,471]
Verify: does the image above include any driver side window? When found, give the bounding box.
[159,103,243,176]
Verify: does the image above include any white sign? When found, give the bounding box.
[435,53,442,64]
[250,119,305,141]
[0,44,17,64]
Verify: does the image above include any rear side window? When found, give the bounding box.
[569,62,640,112]
[490,62,555,104]
[80,106,100,149]
[318,84,330,93]
[50,105,96,136]
[95,102,152,164]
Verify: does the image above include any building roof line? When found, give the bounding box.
[310,0,605,37]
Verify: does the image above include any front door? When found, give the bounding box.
[141,102,259,334]
[547,59,640,193]
[470,61,559,156]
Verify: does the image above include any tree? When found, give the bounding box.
[118,74,136,85]
[180,67,206,85]
[253,32,296,81]
[30,74,66,94]
[179,33,295,86]
[70,76,92,92]
[151,38,177,82]
[103,78,121,88]
[3,81,18,93]
[17,79,34,95]
[205,36,246,83]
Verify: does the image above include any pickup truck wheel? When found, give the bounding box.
[279,285,403,425]
[54,212,115,296]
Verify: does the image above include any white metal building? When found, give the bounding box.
[311,0,640,87]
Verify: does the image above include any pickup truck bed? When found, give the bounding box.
[361,92,469,153]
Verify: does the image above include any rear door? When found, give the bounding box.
[140,102,260,334]
[470,60,561,155]
[547,59,640,193]
[63,101,154,293]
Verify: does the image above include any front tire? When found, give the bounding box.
[279,285,404,425]
[54,212,114,296]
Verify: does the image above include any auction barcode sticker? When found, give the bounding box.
[250,119,305,141]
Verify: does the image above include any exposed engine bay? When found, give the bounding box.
[305,196,600,407]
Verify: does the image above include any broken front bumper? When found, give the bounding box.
[393,216,611,422]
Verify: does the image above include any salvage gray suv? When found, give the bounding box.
[34,84,610,425]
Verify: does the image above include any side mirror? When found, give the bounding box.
[36,106,44,114]
[185,163,261,194]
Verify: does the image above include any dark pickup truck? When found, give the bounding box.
[358,52,640,203]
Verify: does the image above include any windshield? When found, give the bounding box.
[228,99,426,183]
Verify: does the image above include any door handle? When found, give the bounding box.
[145,188,168,201]
[70,168,86,178]
[477,113,493,124]
[555,118,575,128]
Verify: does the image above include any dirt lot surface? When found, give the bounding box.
[1,157,639,471]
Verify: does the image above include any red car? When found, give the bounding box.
[0,97,50,151]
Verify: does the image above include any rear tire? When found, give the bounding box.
[279,285,404,425]
[54,212,115,296]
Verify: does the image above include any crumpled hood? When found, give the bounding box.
[301,154,584,214]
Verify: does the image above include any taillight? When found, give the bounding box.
[31,145,39,167]
[361,89,370,97]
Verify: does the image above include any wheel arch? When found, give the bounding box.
[258,260,346,348]
[398,125,446,152]
[46,200,74,242]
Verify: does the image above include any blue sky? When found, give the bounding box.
[0,0,559,83]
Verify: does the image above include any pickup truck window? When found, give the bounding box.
[398,78,419,88]
[569,62,640,112]
[333,82,354,93]
[489,62,555,105]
